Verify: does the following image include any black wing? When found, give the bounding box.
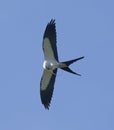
[43,19,58,61]
[40,69,57,109]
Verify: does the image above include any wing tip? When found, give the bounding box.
[40,91,51,110]
[49,19,56,25]
[44,104,50,110]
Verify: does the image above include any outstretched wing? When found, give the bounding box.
[43,19,58,61]
[40,69,57,109]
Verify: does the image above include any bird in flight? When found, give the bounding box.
[40,19,84,109]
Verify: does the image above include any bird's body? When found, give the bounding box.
[43,60,59,70]
[40,19,84,109]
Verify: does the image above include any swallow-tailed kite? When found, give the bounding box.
[40,19,84,109]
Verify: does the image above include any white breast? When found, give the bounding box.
[43,60,59,70]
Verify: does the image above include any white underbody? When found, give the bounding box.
[43,60,66,71]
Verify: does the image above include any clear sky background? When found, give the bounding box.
[0,0,114,130]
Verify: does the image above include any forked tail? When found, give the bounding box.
[60,56,84,76]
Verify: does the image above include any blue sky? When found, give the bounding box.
[0,0,114,129]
